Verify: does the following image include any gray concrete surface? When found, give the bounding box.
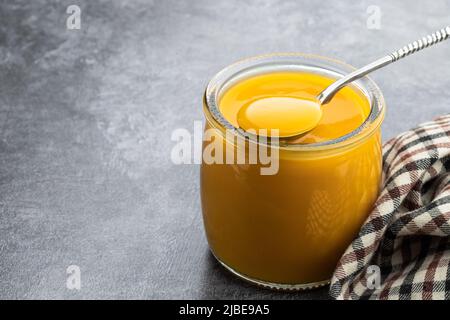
[0,0,449,299]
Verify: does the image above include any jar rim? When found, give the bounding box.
[203,53,386,151]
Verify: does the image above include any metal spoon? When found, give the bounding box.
[318,26,450,105]
[238,26,450,139]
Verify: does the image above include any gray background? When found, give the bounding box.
[0,0,449,299]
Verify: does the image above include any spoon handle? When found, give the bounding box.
[318,26,450,104]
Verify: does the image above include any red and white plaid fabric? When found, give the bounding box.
[330,115,450,300]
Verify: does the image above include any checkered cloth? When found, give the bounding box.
[330,115,450,300]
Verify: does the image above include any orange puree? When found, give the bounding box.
[201,71,383,286]
[220,72,371,142]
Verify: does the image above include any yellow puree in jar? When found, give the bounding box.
[220,72,370,142]
[201,71,382,285]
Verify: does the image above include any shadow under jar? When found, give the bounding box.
[201,54,385,290]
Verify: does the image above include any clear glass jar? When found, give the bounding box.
[201,54,385,290]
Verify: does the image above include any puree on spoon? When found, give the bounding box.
[237,96,322,138]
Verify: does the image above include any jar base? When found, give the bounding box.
[211,251,330,291]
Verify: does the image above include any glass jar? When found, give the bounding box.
[201,54,385,290]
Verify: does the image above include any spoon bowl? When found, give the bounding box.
[237,96,322,138]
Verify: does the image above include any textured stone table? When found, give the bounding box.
[0,0,449,299]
